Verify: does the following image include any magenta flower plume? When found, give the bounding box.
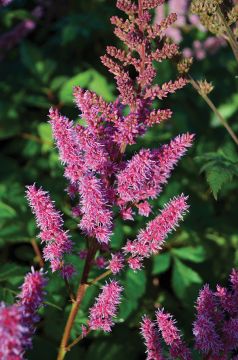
[124,194,189,264]
[117,133,194,204]
[26,184,72,271]
[156,309,191,360]
[18,268,46,315]
[79,173,113,244]
[140,316,164,360]
[49,108,85,184]
[193,285,224,356]
[18,268,47,349]
[108,252,125,274]
[0,303,27,360]
[88,280,123,332]
[0,269,46,359]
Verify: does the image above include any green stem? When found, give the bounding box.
[189,76,238,146]
[217,6,238,63]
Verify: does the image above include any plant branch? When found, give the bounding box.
[189,76,238,146]
[217,6,238,63]
[57,241,97,360]
[66,329,91,352]
[89,269,112,286]
[30,238,44,268]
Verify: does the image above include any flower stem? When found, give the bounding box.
[217,6,238,64]
[30,238,44,268]
[189,76,238,146]
[57,241,97,360]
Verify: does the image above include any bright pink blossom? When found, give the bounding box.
[140,316,164,360]
[124,195,189,262]
[156,309,191,360]
[49,108,84,184]
[137,201,152,217]
[108,252,125,274]
[0,269,46,359]
[117,134,194,204]
[26,184,72,271]
[79,173,113,244]
[89,280,123,332]
[0,303,27,360]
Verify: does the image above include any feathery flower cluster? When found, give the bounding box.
[26,0,194,267]
[108,252,125,274]
[0,269,46,359]
[193,269,238,357]
[140,316,164,360]
[88,280,123,332]
[79,173,113,244]
[141,270,238,358]
[141,310,191,360]
[117,133,193,205]
[26,0,195,345]
[124,195,189,268]
[26,184,72,272]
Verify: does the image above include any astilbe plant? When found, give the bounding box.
[141,270,238,359]
[25,0,194,359]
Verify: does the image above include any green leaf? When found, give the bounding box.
[211,94,238,127]
[119,269,146,321]
[206,166,233,199]
[0,202,16,219]
[152,253,171,275]
[171,246,206,263]
[172,259,202,300]
[59,69,114,104]
[38,123,53,152]
[89,70,114,101]
[59,70,93,104]
[125,269,146,300]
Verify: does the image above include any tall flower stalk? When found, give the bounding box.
[26,1,194,359]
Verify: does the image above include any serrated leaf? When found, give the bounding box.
[152,253,171,275]
[172,258,202,300]
[206,166,233,199]
[171,246,206,263]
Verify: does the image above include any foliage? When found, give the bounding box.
[0,0,238,359]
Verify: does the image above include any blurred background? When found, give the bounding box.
[1,0,238,358]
